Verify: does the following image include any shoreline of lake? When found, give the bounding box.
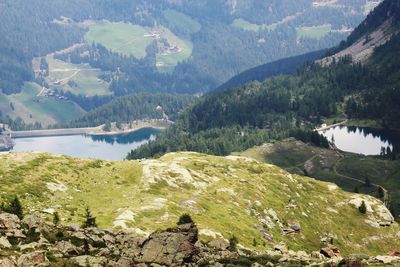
[8,120,172,139]
[7,128,161,160]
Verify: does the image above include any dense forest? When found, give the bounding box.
[215,49,327,92]
[128,29,400,159]
[65,93,194,128]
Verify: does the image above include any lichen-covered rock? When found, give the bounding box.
[208,239,229,250]
[54,241,79,256]
[71,255,108,267]
[138,223,198,266]
[0,236,12,248]
[17,251,49,267]
[0,257,16,267]
[0,212,21,231]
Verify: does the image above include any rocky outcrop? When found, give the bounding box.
[0,134,14,151]
[138,223,198,266]
[1,211,400,266]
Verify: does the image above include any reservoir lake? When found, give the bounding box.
[10,128,159,160]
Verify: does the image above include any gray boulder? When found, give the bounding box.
[138,223,198,266]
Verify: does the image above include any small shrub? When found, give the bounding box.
[53,212,60,226]
[1,196,24,219]
[177,213,194,225]
[229,235,239,251]
[377,187,385,199]
[56,230,64,240]
[359,201,367,214]
[252,238,257,247]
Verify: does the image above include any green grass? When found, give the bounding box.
[232,18,277,32]
[84,22,153,58]
[0,83,85,125]
[156,27,193,72]
[296,24,332,39]
[0,151,399,255]
[163,9,201,35]
[84,21,192,72]
[46,56,111,96]
[238,138,400,219]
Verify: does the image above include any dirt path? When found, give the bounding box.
[332,152,389,206]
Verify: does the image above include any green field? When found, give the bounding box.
[296,24,332,39]
[84,22,153,58]
[45,56,111,97]
[163,9,201,35]
[232,18,277,32]
[0,83,85,125]
[84,21,192,72]
[156,27,193,73]
[238,139,400,218]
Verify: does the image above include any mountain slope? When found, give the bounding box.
[322,0,400,63]
[215,49,327,92]
[0,152,398,254]
[129,0,400,160]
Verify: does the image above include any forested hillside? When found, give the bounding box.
[0,0,378,95]
[128,1,400,159]
[65,93,194,128]
[215,49,327,92]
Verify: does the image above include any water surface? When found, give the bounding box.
[11,128,159,160]
[321,126,399,156]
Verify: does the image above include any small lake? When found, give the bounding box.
[321,126,399,156]
[11,128,160,160]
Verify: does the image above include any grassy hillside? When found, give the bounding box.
[0,83,85,126]
[155,27,193,72]
[238,139,400,218]
[0,151,398,254]
[84,22,153,59]
[296,25,332,39]
[45,56,111,97]
[232,19,269,32]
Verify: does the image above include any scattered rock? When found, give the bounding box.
[274,242,288,254]
[54,241,79,256]
[0,212,21,231]
[208,238,229,250]
[46,181,67,193]
[0,235,12,249]
[320,245,340,258]
[0,257,16,267]
[17,251,49,267]
[374,255,400,264]
[72,255,108,267]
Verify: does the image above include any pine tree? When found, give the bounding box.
[82,207,97,228]
[377,187,385,199]
[359,201,367,214]
[8,196,24,219]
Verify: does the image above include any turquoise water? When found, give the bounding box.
[11,128,159,160]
